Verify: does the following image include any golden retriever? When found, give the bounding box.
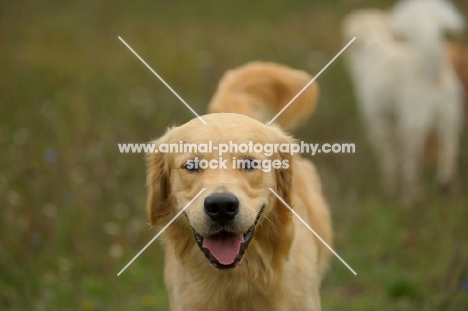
[146,62,331,310]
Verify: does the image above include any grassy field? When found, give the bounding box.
[1,0,468,310]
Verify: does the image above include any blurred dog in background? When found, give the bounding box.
[342,0,465,205]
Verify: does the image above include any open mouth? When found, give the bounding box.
[193,209,263,269]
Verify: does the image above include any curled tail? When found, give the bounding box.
[391,0,464,81]
[207,61,319,130]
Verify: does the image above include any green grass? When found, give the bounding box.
[1,0,468,310]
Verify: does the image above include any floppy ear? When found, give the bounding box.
[275,151,293,208]
[146,143,172,227]
[265,141,294,266]
[272,127,294,207]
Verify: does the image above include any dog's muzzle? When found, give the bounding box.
[191,193,263,269]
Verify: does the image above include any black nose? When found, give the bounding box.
[204,193,239,223]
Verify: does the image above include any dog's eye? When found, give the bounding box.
[240,158,259,171]
[182,160,202,173]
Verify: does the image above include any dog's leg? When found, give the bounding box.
[436,94,463,194]
[398,112,429,206]
[365,114,398,196]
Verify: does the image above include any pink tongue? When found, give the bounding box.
[202,232,244,265]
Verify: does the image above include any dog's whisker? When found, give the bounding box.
[260,213,280,230]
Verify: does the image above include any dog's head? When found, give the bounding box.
[342,10,395,53]
[146,113,294,269]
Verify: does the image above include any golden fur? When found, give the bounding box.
[146,62,330,310]
[207,61,319,130]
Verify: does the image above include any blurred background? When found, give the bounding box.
[1,0,467,310]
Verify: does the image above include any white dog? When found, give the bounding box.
[342,0,464,204]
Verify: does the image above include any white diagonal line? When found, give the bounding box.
[268,37,356,125]
[269,188,357,275]
[117,188,206,276]
[118,36,207,125]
